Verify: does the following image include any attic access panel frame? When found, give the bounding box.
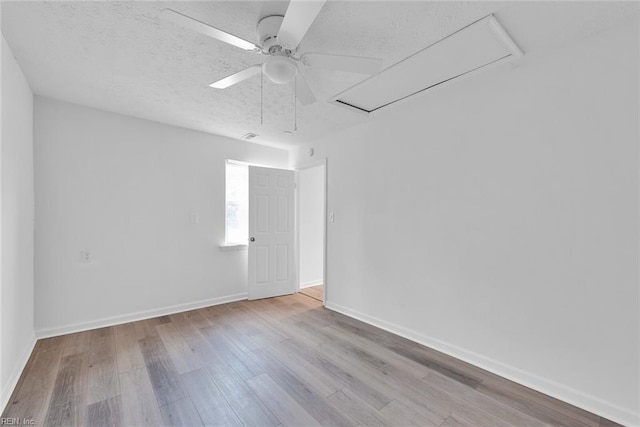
[328,14,523,114]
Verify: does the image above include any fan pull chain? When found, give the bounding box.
[294,75,298,132]
[260,68,264,126]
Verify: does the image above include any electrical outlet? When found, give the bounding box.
[329,212,335,223]
[80,250,92,264]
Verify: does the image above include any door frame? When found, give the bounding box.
[295,158,328,305]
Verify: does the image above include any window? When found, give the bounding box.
[225,161,249,244]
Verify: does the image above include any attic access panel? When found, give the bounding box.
[329,15,523,114]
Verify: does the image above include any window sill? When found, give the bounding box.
[219,243,248,251]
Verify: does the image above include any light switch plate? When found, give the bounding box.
[189,212,199,224]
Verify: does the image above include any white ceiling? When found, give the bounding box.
[2,1,637,149]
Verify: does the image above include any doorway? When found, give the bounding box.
[297,161,326,304]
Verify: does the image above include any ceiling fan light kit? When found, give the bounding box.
[262,55,297,84]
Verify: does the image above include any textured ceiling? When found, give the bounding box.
[1,1,637,148]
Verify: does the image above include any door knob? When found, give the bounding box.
[250,237,255,242]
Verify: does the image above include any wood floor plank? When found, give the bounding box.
[247,374,322,427]
[275,337,392,411]
[1,337,65,424]
[119,368,164,427]
[479,370,602,426]
[158,315,172,324]
[323,323,433,378]
[286,305,334,329]
[138,335,187,407]
[318,355,497,427]
[184,308,214,330]
[87,356,119,404]
[321,316,483,388]
[284,323,499,426]
[208,314,261,353]
[443,410,545,427]
[203,357,281,427]
[200,325,265,380]
[241,304,292,341]
[440,413,477,427]
[327,388,391,427]
[171,312,219,363]
[251,297,315,324]
[600,418,624,427]
[285,323,450,421]
[113,323,145,374]
[44,353,88,426]
[88,327,116,363]
[180,368,243,426]
[299,284,323,301]
[323,310,489,386]
[227,303,291,344]
[313,348,504,427]
[156,322,203,374]
[87,395,122,427]
[475,380,600,427]
[264,339,341,397]
[133,317,163,340]
[296,317,448,401]
[248,347,354,427]
[63,330,92,357]
[380,400,441,426]
[160,397,204,426]
[296,320,387,371]
[423,371,546,426]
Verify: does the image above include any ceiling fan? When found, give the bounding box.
[160,1,382,106]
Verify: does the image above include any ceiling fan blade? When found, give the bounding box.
[302,53,382,74]
[210,65,262,89]
[277,0,326,50]
[160,9,261,52]
[291,71,316,106]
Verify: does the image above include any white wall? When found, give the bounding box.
[34,97,288,336]
[298,165,325,288]
[293,21,639,425]
[1,35,35,411]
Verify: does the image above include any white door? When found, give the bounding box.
[248,166,296,300]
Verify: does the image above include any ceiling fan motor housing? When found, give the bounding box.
[257,15,290,55]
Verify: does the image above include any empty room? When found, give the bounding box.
[1,1,638,426]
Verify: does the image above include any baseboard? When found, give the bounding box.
[36,293,248,339]
[299,280,323,289]
[1,335,37,415]
[325,301,639,427]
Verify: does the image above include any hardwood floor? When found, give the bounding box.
[3,293,620,426]
[299,285,323,302]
